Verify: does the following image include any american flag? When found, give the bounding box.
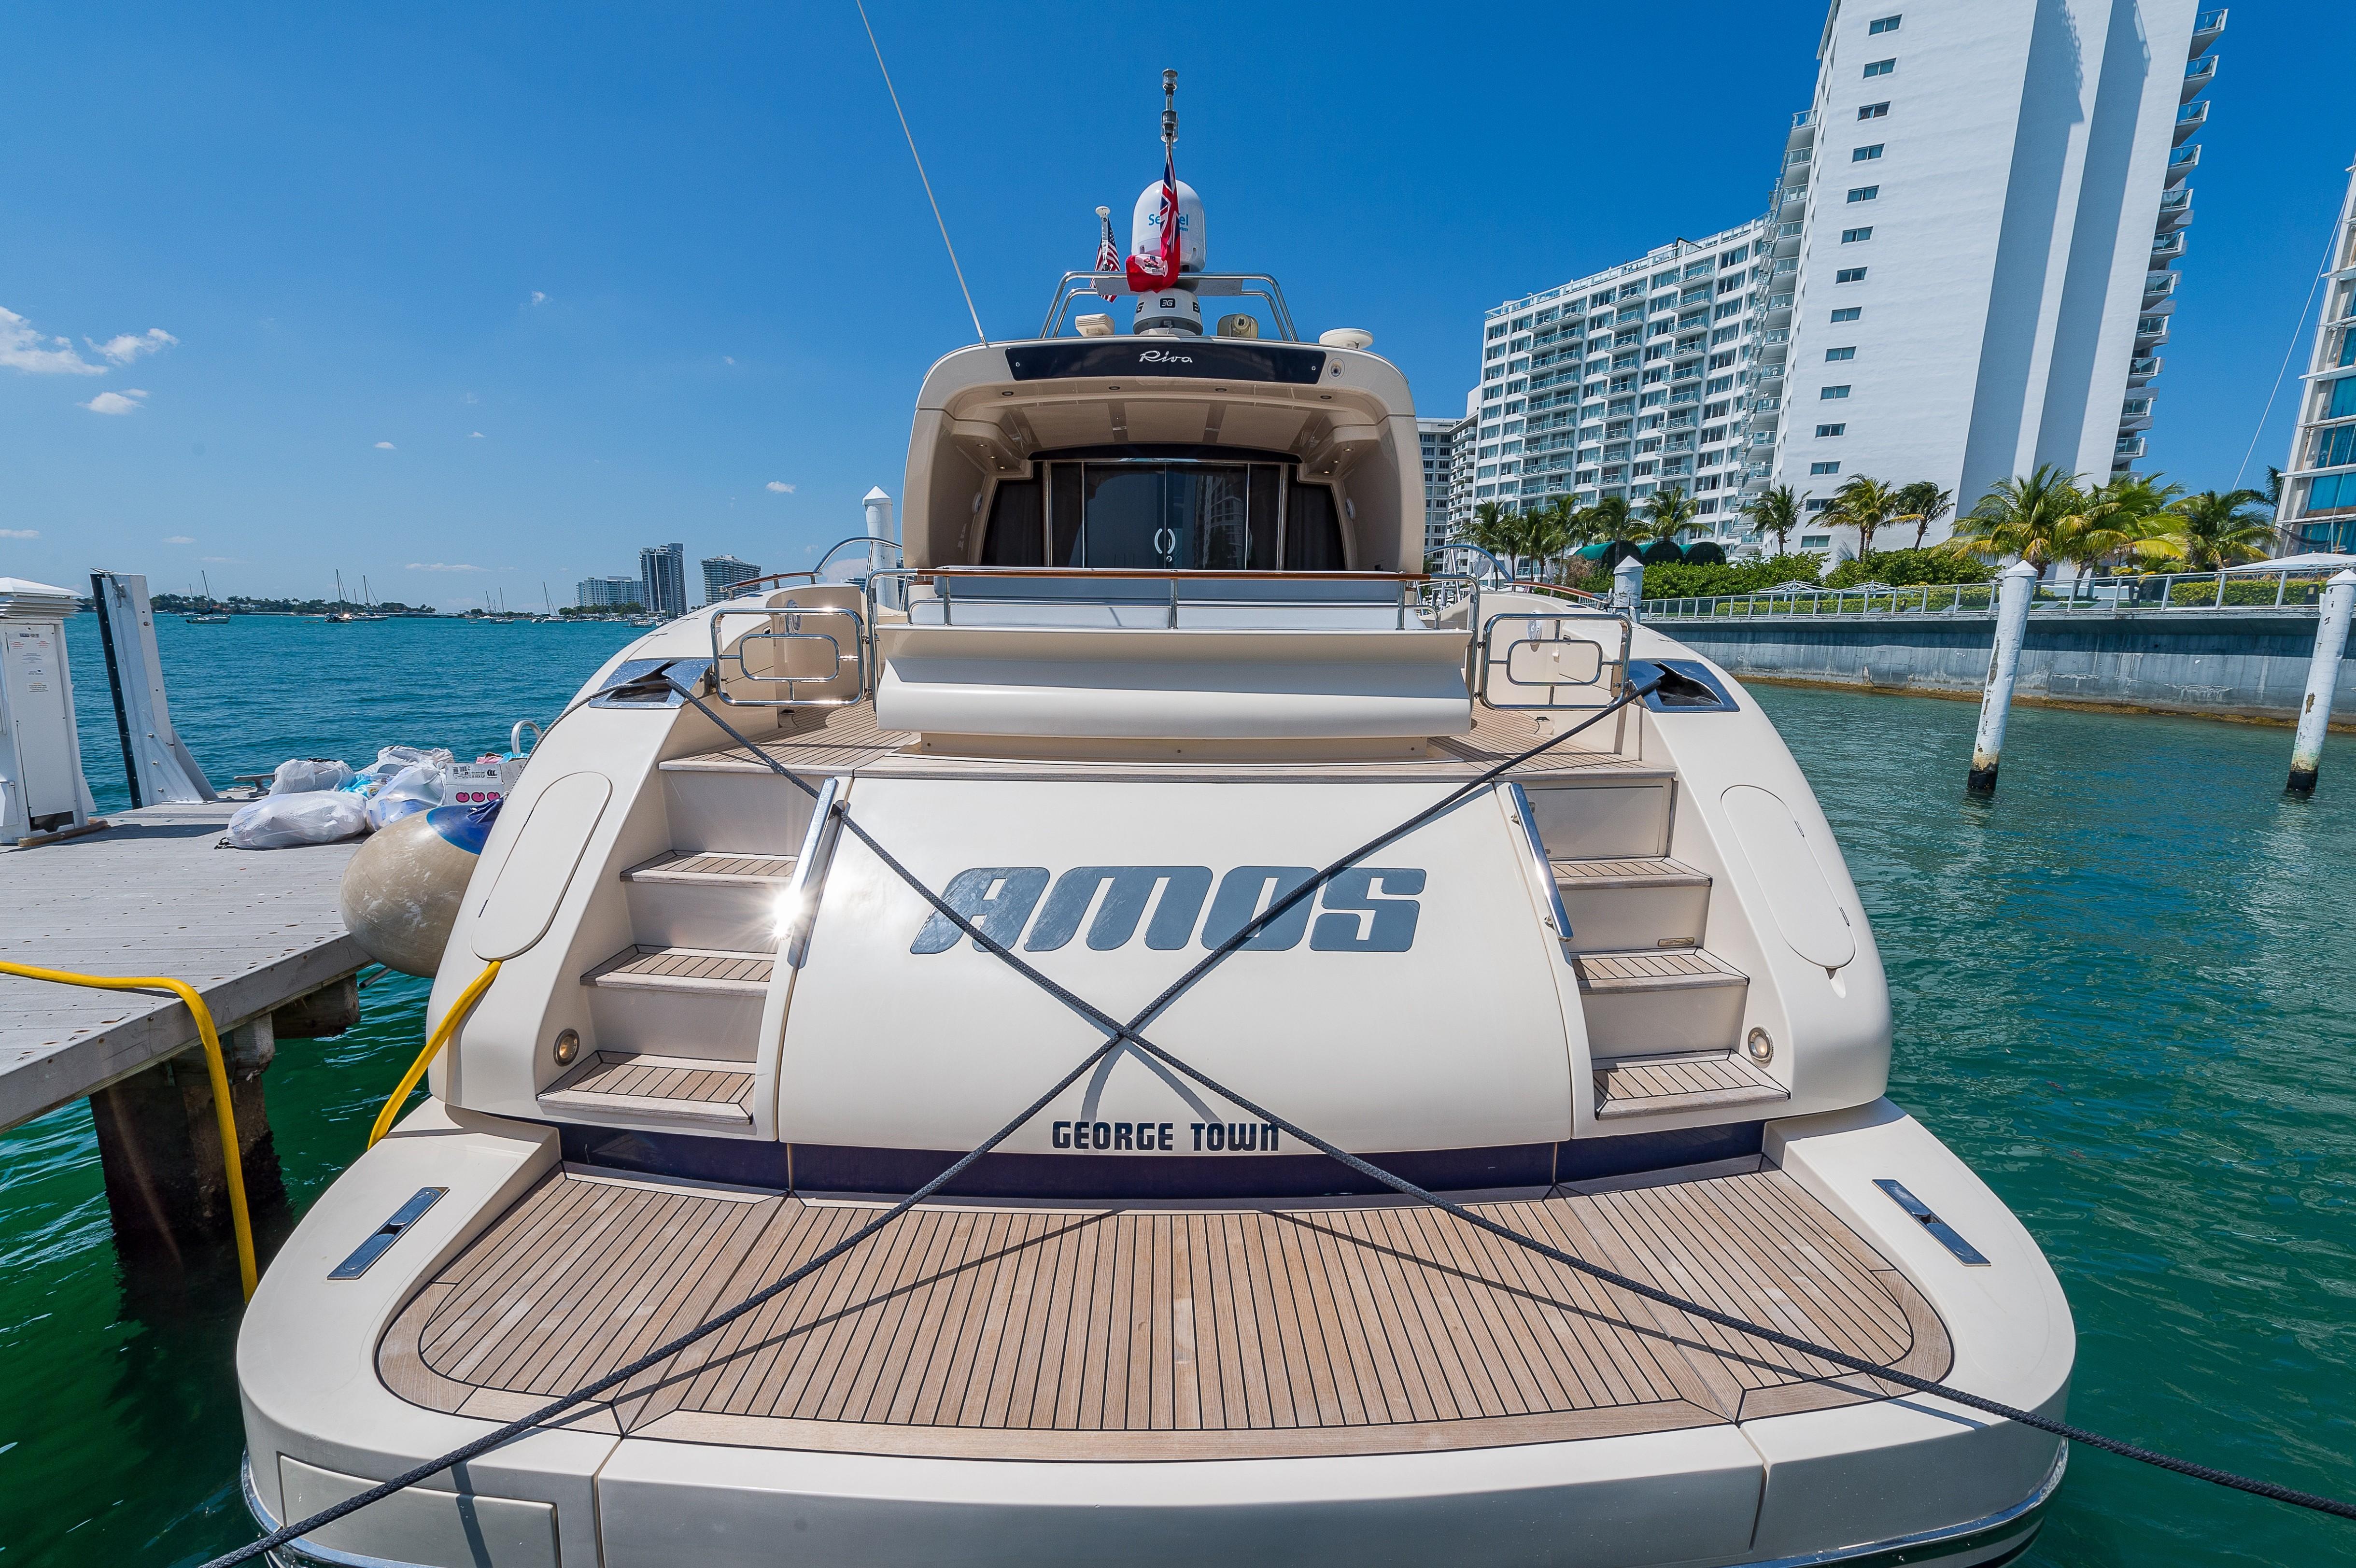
[1094,207,1121,301]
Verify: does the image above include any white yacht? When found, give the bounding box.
[238,164,2074,1568]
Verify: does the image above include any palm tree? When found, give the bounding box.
[1586,494,1633,546]
[2145,488,2273,572]
[1640,486,1697,544]
[1826,476,1900,558]
[1458,500,1520,579]
[1943,465,2088,578]
[1514,502,1575,582]
[1891,480,1954,550]
[1743,485,1802,556]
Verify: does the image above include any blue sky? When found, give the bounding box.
[4,1,2353,606]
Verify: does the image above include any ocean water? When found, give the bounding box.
[2,617,2352,1566]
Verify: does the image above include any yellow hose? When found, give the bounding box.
[0,961,259,1300]
[367,961,500,1149]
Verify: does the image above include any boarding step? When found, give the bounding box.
[1574,948,1749,1056]
[584,945,775,996]
[537,1050,756,1129]
[580,945,774,1059]
[1552,856,1710,954]
[1593,1049,1788,1120]
[621,850,798,889]
[620,851,798,949]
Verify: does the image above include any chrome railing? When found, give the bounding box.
[1638,569,2347,620]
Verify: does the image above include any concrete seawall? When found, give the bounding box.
[1652,608,2356,725]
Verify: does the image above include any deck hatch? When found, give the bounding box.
[328,1186,446,1279]
[1875,1178,1990,1265]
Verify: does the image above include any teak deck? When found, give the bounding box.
[380,1163,1948,1460]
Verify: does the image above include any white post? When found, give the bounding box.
[2286,568,2356,795]
[862,487,898,608]
[1612,554,1644,621]
[1967,561,2039,797]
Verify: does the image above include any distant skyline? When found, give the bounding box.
[4,1,2353,601]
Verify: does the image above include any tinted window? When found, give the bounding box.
[980,479,1043,565]
[1286,484,1345,570]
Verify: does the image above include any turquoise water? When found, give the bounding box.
[3,619,2352,1565]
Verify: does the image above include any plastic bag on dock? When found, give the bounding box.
[268,758,354,795]
[228,789,368,848]
[364,763,446,830]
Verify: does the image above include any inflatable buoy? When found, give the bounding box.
[339,801,499,976]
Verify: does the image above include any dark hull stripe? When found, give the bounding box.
[555,1121,1765,1200]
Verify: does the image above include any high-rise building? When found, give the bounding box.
[1464,1,2221,556]
[1415,419,1456,562]
[1469,219,1775,527]
[638,543,687,619]
[1447,404,1478,538]
[701,554,763,605]
[1761,0,2219,548]
[2278,154,2356,553]
[576,575,640,608]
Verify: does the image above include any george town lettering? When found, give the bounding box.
[911,864,1424,955]
[1052,1119,1281,1153]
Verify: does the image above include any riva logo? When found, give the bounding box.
[910,866,1424,955]
[1135,348,1194,364]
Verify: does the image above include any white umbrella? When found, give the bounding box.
[2223,552,2356,573]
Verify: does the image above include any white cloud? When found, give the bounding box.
[406,562,488,572]
[374,440,395,450]
[82,389,148,414]
[766,481,795,494]
[463,392,480,405]
[529,291,548,306]
[199,555,240,563]
[468,431,485,438]
[87,327,177,365]
[0,528,39,539]
[1,307,104,375]
[163,535,195,544]
[724,355,736,365]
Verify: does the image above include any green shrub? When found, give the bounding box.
[1823,549,1995,589]
[1643,553,1824,599]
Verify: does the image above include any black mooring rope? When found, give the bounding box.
[206,672,2353,1566]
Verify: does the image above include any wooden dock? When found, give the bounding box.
[0,800,367,1132]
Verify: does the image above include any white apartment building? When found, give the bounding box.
[1467,219,1775,526]
[2277,154,2356,554]
[1462,0,2222,556]
[1416,417,1456,562]
[1767,0,2220,546]
[575,574,639,608]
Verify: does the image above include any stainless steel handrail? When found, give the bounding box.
[1036,272,1301,341]
[709,604,867,707]
[1635,567,2344,621]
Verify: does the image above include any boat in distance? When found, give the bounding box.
[237,134,2073,1568]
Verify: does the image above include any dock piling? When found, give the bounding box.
[1966,562,2040,797]
[2286,568,2356,795]
[1613,554,1644,619]
[89,1031,282,1264]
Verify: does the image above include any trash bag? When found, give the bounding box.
[228,790,369,848]
[364,762,447,830]
[269,758,354,795]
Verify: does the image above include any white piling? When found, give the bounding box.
[2286,568,2356,795]
[1612,554,1644,621]
[862,487,898,608]
[1966,561,2039,797]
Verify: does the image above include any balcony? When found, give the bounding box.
[2144,271,2178,301]
[2167,143,2200,185]
[2181,56,2215,103]
[2151,231,2186,260]
[2157,187,2194,229]
[2119,397,2155,431]
[2135,315,2171,342]
[2128,355,2162,383]
[1792,109,1817,130]
[2174,100,2208,142]
[2191,8,2227,55]
[2116,435,2148,459]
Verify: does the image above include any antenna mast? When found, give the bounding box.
[1162,69,1177,149]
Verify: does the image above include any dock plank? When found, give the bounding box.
[0,802,367,1130]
